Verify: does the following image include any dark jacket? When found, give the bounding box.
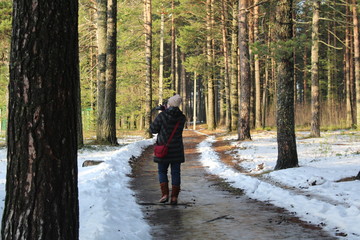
[150,107,186,163]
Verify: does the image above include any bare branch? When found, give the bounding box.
[319,40,343,50]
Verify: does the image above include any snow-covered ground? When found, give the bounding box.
[0,136,155,240]
[198,130,360,240]
[0,130,358,239]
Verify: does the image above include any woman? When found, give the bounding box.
[150,94,186,205]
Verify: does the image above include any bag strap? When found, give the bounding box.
[166,121,180,146]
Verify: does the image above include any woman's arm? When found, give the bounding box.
[150,113,163,134]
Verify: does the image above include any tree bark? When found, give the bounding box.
[175,43,180,93]
[77,75,84,149]
[274,0,299,170]
[171,0,176,91]
[181,51,187,114]
[221,0,231,131]
[159,10,165,105]
[310,1,320,137]
[193,71,197,130]
[144,0,152,137]
[103,0,118,145]
[303,46,308,105]
[206,0,216,130]
[96,0,107,140]
[254,0,261,129]
[230,1,239,131]
[2,0,79,239]
[352,0,360,128]
[346,1,353,128]
[238,0,251,140]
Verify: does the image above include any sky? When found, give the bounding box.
[0,130,359,239]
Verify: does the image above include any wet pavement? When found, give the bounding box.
[130,130,337,240]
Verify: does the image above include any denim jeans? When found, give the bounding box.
[158,162,181,186]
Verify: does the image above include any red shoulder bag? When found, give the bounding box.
[154,121,180,158]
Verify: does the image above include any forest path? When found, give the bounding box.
[130,130,336,240]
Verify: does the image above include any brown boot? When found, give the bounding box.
[159,182,169,203]
[170,185,181,205]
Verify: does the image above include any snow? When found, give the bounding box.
[0,137,154,240]
[77,137,154,240]
[0,130,358,239]
[198,130,360,240]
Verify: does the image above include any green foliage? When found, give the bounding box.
[0,0,12,59]
[183,55,206,75]
[117,0,146,119]
[0,1,12,40]
[177,23,206,54]
[0,0,353,134]
[0,0,11,123]
[271,39,297,62]
[0,65,8,107]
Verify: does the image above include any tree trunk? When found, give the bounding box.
[175,43,180,93]
[77,76,84,149]
[102,0,118,145]
[292,9,297,106]
[221,0,231,131]
[238,0,251,140]
[310,0,320,137]
[248,3,255,129]
[262,58,269,127]
[206,0,216,130]
[219,74,225,126]
[2,0,79,239]
[159,10,165,105]
[89,7,97,111]
[326,24,333,109]
[254,0,261,129]
[230,1,239,131]
[352,0,360,128]
[193,71,197,130]
[350,28,356,125]
[171,0,176,91]
[274,0,298,170]
[181,51,187,114]
[346,1,353,128]
[303,46,308,105]
[96,0,107,140]
[144,0,152,138]
[262,25,272,128]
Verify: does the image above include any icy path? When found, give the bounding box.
[131,130,335,240]
[198,134,359,239]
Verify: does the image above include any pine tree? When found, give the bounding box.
[274,0,299,170]
[2,0,79,238]
[238,0,251,140]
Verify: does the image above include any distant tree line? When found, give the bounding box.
[2,0,360,238]
[0,0,360,136]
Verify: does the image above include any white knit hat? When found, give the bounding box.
[167,94,182,107]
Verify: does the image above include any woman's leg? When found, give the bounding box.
[158,162,170,203]
[170,163,181,205]
[158,162,170,183]
[170,163,181,186]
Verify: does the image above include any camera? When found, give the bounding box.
[155,105,166,111]
[155,100,168,111]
